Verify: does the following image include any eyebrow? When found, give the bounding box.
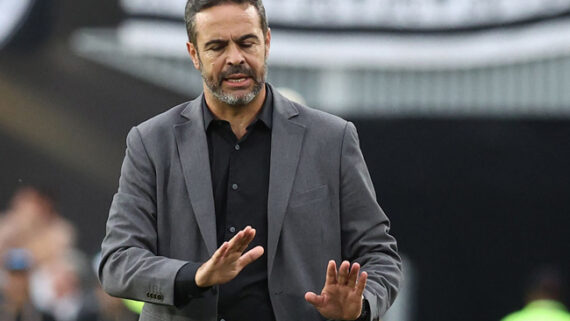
[236,34,259,42]
[204,34,260,48]
[204,39,227,48]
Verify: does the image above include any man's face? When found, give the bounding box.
[187,3,270,106]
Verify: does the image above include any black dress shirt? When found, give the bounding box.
[175,86,276,321]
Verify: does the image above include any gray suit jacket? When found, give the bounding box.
[99,85,402,321]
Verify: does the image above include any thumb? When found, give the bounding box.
[238,246,264,268]
[305,291,325,307]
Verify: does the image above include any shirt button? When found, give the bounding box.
[229,226,236,233]
[232,184,238,190]
[234,144,240,151]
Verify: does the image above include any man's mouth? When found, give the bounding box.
[223,74,252,86]
[226,77,248,83]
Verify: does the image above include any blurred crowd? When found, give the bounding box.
[2,185,568,321]
[0,186,138,321]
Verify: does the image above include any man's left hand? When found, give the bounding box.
[305,260,368,320]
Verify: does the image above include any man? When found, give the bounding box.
[0,249,56,321]
[99,1,402,320]
[501,267,570,321]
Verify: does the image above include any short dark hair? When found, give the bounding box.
[185,0,268,46]
[525,266,565,301]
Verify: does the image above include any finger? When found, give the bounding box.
[237,228,256,253]
[231,226,254,253]
[304,292,325,307]
[356,271,368,296]
[325,260,337,285]
[227,228,248,252]
[221,241,232,258]
[237,245,264,268]
[347,262,360,287]
[337,260,350,285]
[212,242,229,263]
[226,231,242,250]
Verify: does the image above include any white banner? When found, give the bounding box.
[120,0,185,19]
[265,0,570,28]
[120,0,570,29]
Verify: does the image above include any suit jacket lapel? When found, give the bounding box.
[267,88,306,276]
[174,96,217,256]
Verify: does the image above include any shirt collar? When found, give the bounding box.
[202,84,273,130]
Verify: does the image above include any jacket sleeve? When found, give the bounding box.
[339,121,403,320]
[98,126,189,306]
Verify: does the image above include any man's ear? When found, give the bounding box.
[187,41,201,70]
[265,28,271,57]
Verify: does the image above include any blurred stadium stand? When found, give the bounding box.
[71,0,570,117]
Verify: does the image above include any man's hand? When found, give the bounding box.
[305,260,368,320]
[195,226,264,287]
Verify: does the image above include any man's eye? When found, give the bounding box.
[241,43,254,48]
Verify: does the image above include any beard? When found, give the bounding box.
[200,60,267,106]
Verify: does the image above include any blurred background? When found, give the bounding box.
[1,0,569,320]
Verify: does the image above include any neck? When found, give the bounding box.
[204,84,267,139]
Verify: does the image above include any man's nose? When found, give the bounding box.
[226,43,245,65]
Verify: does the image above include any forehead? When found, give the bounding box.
[194,3,262,43]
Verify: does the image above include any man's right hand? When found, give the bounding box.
[195,226,264,287]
